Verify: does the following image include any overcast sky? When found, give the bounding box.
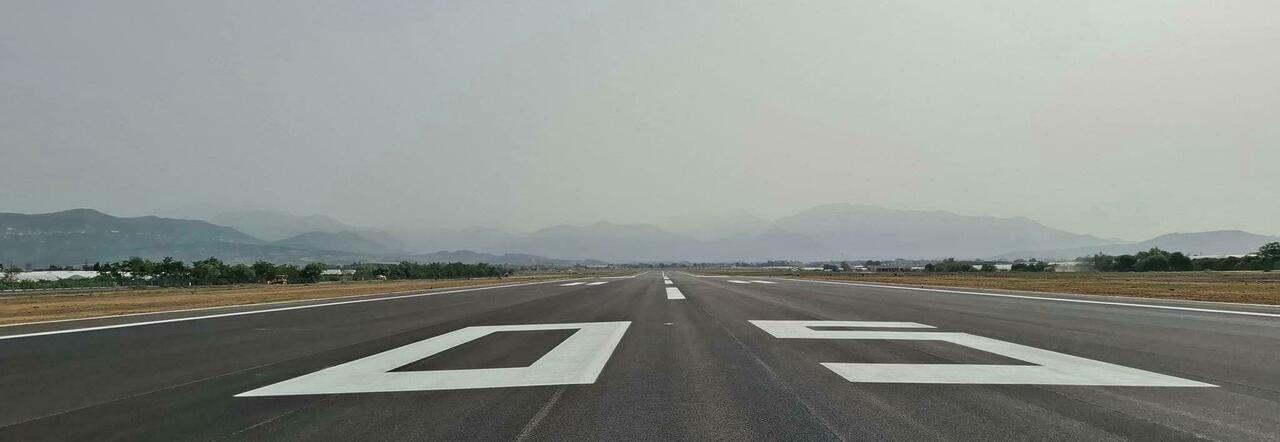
[2,1,1276,240]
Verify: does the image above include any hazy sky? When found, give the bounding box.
[2,1,1276,240]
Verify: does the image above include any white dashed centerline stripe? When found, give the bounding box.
[587,282,608,286]
[666,287,686,300]
[749,280,777,284]
[561,282,586,286]
[727,280,751,284]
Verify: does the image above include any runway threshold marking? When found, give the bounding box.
[666,287,686,300]
[751,320,1215,387]
[237,322,632,396]
[782,279,1280,319]
[0,278,584,341]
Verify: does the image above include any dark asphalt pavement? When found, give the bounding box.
[1,272,1278,441]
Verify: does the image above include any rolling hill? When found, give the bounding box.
[0,209,568,267]
[271,231,404,256]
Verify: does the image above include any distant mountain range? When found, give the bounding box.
[3,205,1274,266]
[0,209,574,267]
[469,204,1122,262]
[272,231,405,256]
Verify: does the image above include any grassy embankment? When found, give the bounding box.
[0,272,615,326]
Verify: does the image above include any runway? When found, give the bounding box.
[2,271,1277,441]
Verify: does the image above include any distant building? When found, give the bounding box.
[321,269,356,280]
[10,270,100,281]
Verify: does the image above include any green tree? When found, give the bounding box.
[1168,252,1193,271]
[1135,254,1170,272]
[301,262,327,283]
[191,257,226,284]
[251,261,276,282]
[1259,242,1280,271]
[1112,255,1137,272]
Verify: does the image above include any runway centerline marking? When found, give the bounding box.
[749,280,777,284]
[586,281,608,286]
[237,322,632,396]
[666,287,686,300]
[561,282,586,286]
[727,280,751,284]
[750,320,1215,387]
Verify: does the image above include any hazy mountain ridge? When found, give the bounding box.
[6,206,1274,265]
[209,210,352,242]
[446,204,1127,262]
[1,209,570,267]
[271,231,405,256]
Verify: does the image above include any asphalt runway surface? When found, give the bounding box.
[2,271,1278,441]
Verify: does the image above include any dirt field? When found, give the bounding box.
[0,275,578,326]
[703,270,1280,305]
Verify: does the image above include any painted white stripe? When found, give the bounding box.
[751,320,1212,387]
[666,287,686,300]
[586,281,608,286]
[781,278,1280,319]
[664,280,673,285]
[601,271,649,279]
[561,282,586,286]
[749,280,777,284]
[0,279,581,341]
[727,280,751,284]
[238,322,631,396]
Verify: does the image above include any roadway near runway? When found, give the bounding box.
[2,271,1278,441]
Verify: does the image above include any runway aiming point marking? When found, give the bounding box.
[749,320,1214,387]
[237,322,631,396]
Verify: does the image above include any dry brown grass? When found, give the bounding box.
[0,276,575,326]
[705,270,1280,305]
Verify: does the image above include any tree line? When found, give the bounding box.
[923,258,1050,272]
[1082,242,1278,272]
[0,257,511,289]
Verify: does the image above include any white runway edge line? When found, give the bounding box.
[602,271,650,279]
[779,278,1280,319]
[0,278,584,341]
[666,287,686,300]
